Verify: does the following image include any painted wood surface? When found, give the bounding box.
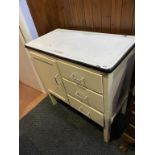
[27,0,135,36]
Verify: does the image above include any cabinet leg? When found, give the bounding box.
[103,119,111,143]
[48,93,57,105]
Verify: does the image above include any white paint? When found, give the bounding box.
[26,29,135,70]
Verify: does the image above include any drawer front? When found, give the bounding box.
[68,95,104,127]
[58,61,103,94]
[63,78,104,113]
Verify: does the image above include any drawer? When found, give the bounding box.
[63,78,104,113]
[58,60,103,94]
[68,95,104,127]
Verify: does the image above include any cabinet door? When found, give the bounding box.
[30,52,68,102]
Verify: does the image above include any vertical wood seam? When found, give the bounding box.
[120,0,124,33]
[130,6,135,34]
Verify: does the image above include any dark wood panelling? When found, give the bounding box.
[27,0,51,35]
[91,0,102,32]
[27,0,135,36]
[45,0,60,30]
[131,9,135,35]
[83,0,93,31]
[68,0,86,30]
[120,0,135,34]
[101,0,112,33]
[55,0,68,28]
[111,0,123,34]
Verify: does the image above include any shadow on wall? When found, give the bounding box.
[19,0,38,41]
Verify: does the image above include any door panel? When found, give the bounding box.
[30,52,68,102]
[68,95,104,127]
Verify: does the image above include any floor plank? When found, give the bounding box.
[19,81,47,119]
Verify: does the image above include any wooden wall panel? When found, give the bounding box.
[68,0,85,30]
[91,0,102,32]
[111,0,123,34]
[83,0,93,31]
[131,9,135,35]
[27,0,135,36]
[120,0,135,34]
[101,0,112,33]
[45,0,59,30]
[27,0,51,35]
[56,0,72,29]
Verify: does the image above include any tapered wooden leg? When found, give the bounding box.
[104,119,111,142]
[48,93,57,105]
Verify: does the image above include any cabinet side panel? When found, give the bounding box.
[109,49,135,118]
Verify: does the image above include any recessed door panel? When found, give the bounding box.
[30,52,68,102]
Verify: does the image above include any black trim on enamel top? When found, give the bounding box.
[25,44,135,73]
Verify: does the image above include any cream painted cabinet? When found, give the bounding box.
[26,29,135,142]
[30,52,68,102]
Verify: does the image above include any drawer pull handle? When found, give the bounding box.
[70,73,85,86]
[75,91,88,104]
[79,106,90,117]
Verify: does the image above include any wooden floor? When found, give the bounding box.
[19,81,47,119]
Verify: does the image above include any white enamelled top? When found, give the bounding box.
[26,29,135,72]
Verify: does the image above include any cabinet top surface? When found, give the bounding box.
[26,29,135,71]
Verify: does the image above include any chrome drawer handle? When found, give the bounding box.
[79,106,90,117]
[75,91,88,104]
[69,73,85,86]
